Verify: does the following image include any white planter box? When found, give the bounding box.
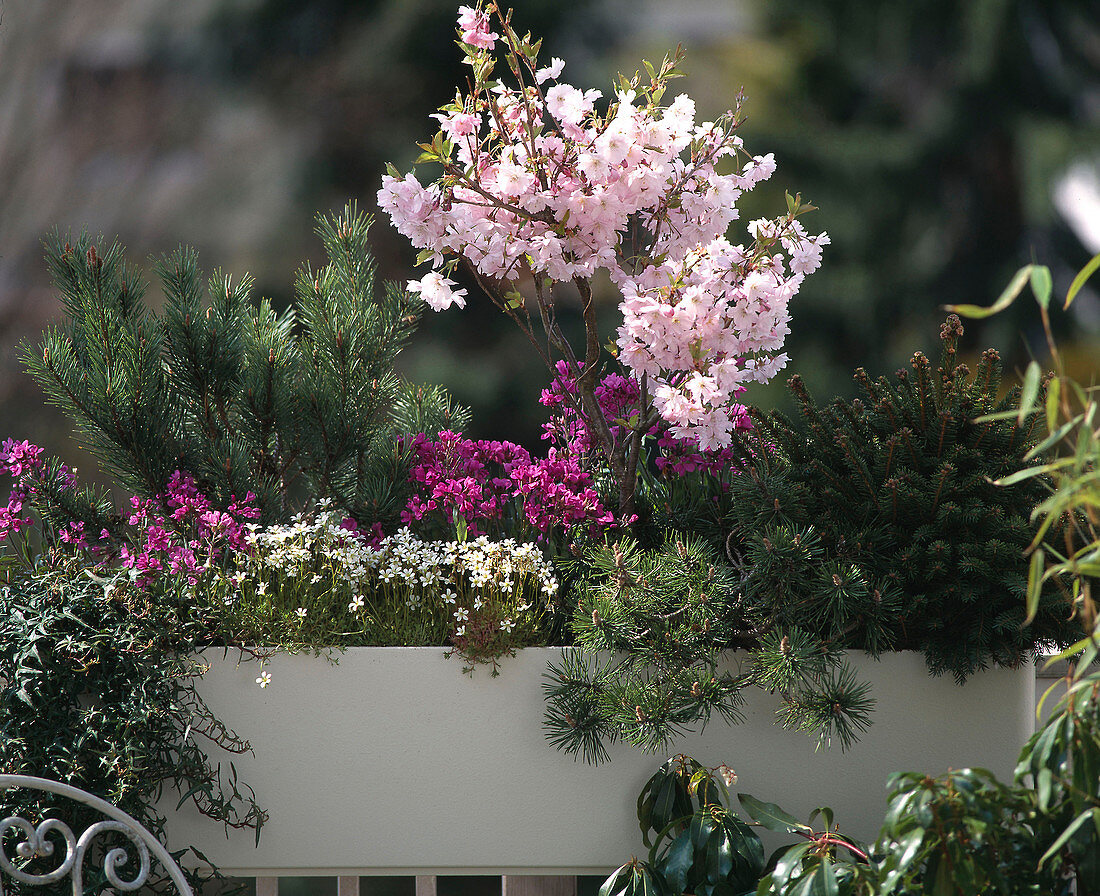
[163,648,1035,876]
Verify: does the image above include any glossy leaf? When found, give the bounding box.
[1039,807,1096,866]
[766,841,811,890]
[738,793,808,833]
[660,829,694,892]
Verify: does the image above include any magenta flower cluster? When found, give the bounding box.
[538,362,652,455]
[121,470,259,586]
[0,438,76,542]
[539,362,749,477]
[3,437,262,586]
[403,430,613,538]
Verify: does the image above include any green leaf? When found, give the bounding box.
[1040,807,1096,866]
[738,793,808,833]
[654,775,678,833]
[1017,360,1041,426]
[661,830,694,892]
[1066,252,1100,309]
[1025,547,1045,625]
[1042,375,1060,430]
[992,464,1046,487]
[885,828,926,887]
[1029,265,1053,310]
[815,859,839,896]
[599,865,629,896]
[789,871,819,896]
[705,827,733,882]
[691,811,718,849]
[769,842,811,889]
[807,806,834,832]
[1036,766,1053,811]
[945,264,1033,318]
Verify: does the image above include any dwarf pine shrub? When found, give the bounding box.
[25,203,466,526]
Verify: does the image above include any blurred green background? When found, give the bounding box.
[1,0,1098,484]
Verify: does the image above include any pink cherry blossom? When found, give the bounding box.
[378,2,826,462]
[408,272,468,310]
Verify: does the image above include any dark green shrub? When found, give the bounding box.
[725,315,1074,680]
[25,203,466,525]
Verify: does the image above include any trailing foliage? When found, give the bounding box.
[0,556,263,895]
[724,314,1074,681]
[24,203,467,526]
[543,533,875,762]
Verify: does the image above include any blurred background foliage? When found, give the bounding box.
[1,0,1098,487]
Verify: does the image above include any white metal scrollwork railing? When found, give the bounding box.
[0,775,193,895]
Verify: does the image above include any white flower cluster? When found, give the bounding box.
[240,508,557,631]
[245,507,376,603]
[444,535,558,599]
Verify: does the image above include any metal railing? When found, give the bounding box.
[0,775,193,895]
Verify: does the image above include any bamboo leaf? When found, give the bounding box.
[1045,376,1061,432]
[1018,361,1041,426]
[1066,252,1100,309]
[1030,265,1053,310]
[945,264,1033,318]
[1025,548,1045,625]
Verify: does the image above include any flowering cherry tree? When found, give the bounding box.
[378,2,828,513]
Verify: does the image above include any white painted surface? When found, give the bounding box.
[163,648,1034,875]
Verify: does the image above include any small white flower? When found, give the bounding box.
[500,618,516,634]
[256,581,268,596]
[296,607,307,618]
[256,670,272,689]
[454,606,469,622]
[349,595,365,613]
[717,764,738,787]
[455,625,466,637]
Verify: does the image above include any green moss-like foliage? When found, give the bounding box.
[727,315,1074,681]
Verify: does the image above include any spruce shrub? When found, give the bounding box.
[725,315,1074,680]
